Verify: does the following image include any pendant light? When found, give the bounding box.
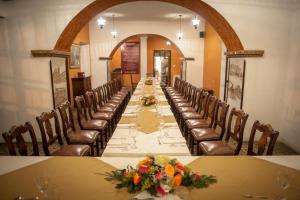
[192,16,200,29]
[97,17,106,29]
[111,15,117,38]
[177,15,183,40]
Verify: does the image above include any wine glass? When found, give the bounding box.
[276,170,291,200]
[34,176,50,199]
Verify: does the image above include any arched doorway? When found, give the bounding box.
[54,0,244,52]
[108,34,185,87]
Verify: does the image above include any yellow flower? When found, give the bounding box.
[137,159,148,167]
[155,155,170,166]
[165,164,175,177]
[173,174,182,187]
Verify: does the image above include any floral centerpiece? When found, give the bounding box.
[104,155,217,197]
[141,95,156,106]
[145,79,153,85]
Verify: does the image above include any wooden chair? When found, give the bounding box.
[199,108,249,155]
[247,120,279,155]
[184,95,218,141]
[74,95,108,148]
[2,122,39,156]
[190,101,229,154]
[85,91,114,139]
[36,110,91,156]
[58,101,100,156]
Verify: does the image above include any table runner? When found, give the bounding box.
[0,156,299,200]
[119,106,176,134]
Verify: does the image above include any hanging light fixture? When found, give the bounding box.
[111,15,117,38]
[97,17,106,29]
[177,15,183,40]
[192,16,200,29]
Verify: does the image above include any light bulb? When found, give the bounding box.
[192,17,200,29]
[97,17,106,29]
[111,31,117,38]
[177,32,183,40]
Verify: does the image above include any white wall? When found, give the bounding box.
[89,17,204,87]
[279,7,300,152]
[205,0,300,152]
[0,0,93,141]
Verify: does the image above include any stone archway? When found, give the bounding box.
[54,0,244,52]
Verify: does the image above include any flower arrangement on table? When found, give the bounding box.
[104,155,217,197]
[144,79,153,85]
[141,95,156,106]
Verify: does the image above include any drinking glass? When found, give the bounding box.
[34,176,50,199]
[276,170,291,200]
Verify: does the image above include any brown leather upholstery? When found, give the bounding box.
[189,101,230,155]
[2,122,39,156]
[186,119,210,129]
[67,130,98,144]
[92,112,113,120]
[177,107,196,113]
[52,144,90,156]
[182,112,202,120]
[58,101,100,156]
[175,102,191,108]
[36,110,91,156]
[81,120,107,130]
[247,120,279,155]
[198,108,249,156]
[199,141,235,155]
[191,128,220,141]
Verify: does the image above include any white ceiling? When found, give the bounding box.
[100,1,204,22]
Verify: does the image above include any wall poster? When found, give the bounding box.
[70,44,80,68]
[121,42,140,74]
[50,57,69,109]
[224,57,246,109]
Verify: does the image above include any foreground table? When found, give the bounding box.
[0,156,299,200]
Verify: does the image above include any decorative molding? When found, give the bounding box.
[31,50,70,58]
[99,57,112,60]
[225,50,264,58]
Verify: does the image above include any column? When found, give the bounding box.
[140,36,147,78]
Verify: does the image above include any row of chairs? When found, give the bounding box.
[2,79,130,156]
[164,77,280,156]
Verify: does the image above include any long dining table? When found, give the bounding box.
[1,78,300,199]
[102,78,191,157]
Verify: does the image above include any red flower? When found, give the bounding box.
[192,173,201,181]
[155,171,163,180]
[156,186,167,196]
[175,163,184,172]
[123,171,129,177]
[138,164,150,174]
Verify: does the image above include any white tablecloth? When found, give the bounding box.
[102,79,191,157]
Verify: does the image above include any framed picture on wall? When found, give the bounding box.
[50,57,70,109]
[224,57,246,109]
[70,44,80,68]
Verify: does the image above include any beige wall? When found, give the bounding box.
[203,23,222,97]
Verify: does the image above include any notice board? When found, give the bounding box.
[121,42,140,74]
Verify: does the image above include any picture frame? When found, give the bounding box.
[50,57,70,109]
[70,44,80,68]
[224,57,246,109]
